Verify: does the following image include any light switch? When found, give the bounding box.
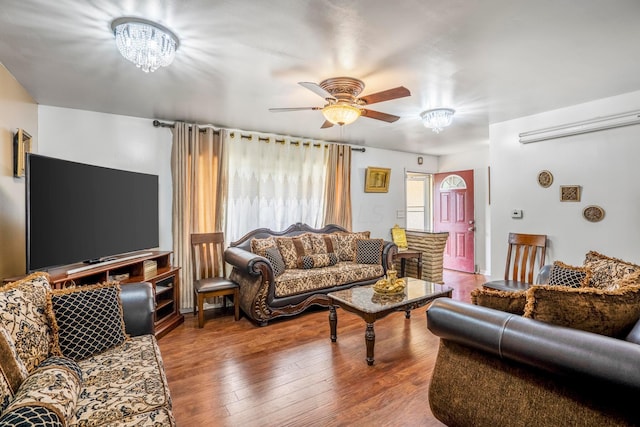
[511,209,523,219]
[396,210,405,219]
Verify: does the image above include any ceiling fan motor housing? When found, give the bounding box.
[319,77,365,104]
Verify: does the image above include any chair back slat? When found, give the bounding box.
[504,233,547,283]
[190,232,226,280]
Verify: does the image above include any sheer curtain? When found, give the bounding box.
[323,144,352,230]
[171,123,227,310]
[224,132,328,243]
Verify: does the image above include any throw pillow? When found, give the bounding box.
[355,239,384,265]
[523,284,640,337]
[0,327,29,413]
[298,253,339,269]
[264,246,286,277]
[250,236,277,257]
[48,283,129,361]
[0,272,52,373]
[331,231,370,262]
[0,359,82,427]
[308,234,335,254]
[583,250,640,289]
[547,261,591,288]
[471,288,527,315]
[276,235,313,269]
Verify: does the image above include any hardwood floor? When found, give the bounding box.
[158,270,486,426]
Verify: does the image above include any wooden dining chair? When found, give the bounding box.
[483,232,547,292]
[190,232,240,327]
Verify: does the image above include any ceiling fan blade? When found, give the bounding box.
[269,107,321,112]
[361,109,401,123]
[320,120,334,129]
[299,82,335,100]
[359,86,411,105]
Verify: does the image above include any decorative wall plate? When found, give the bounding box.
[583,205,605,222]
[537,170,553,188]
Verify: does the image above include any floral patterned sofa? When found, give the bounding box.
[224,223,398,325]
[0,273,175,426]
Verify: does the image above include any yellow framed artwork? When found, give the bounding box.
[13,128,32,177]
[391,224,408,249]
[364,167,391,193]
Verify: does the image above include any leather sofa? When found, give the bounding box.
[426,298,640,426]
[224,223,397,325]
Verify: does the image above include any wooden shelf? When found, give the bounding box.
[18,250,184,338]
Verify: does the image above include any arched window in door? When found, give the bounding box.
[440,174,467,190]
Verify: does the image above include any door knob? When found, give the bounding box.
[468,220,475,225]
[468,227,476,232]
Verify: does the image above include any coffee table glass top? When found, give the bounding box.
[328,277,453,313]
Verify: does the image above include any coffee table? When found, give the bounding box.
[328,277,453,365]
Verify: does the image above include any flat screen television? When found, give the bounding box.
[26,154,159,272]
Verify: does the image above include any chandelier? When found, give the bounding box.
[321,103,362,126]
[111,17,179,73]
[420,108,455,133]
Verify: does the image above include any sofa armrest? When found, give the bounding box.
[427,298,640,390]
[120,282,155,336]
[381,240,398,272]
[536,264,552,284]
[225,246,273,277]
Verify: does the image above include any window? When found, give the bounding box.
[406,172,432,231]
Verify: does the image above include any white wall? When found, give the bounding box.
[351,147,438,240]
[0,64,38,278]
[439,146,490,274]
[38,106,173,252]
[489,90,640,279]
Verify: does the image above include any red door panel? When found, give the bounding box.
[434,170,475,273]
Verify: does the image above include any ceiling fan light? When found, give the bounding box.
[322,104,362,126]
[421,108,455,133]
[111,17,179,73]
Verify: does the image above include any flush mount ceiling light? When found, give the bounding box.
[321,103,362,126]
[420,108,455,133]
[111,17,179,72]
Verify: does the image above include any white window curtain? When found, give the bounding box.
[224,132,328,243]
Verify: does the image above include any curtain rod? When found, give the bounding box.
[152,119,366,152]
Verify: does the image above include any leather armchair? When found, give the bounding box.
[120,282,155,336]
[426,298,640,426]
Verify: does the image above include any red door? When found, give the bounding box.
[433,170,475,273]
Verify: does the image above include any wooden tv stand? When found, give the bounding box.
[38,251,183,338]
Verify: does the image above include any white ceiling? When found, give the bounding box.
[1,0,639,155]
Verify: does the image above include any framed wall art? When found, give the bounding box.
[365,167,391,193]
[560,185,581,202]
[537,170,553,188]
[13,128,32,177]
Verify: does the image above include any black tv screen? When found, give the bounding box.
[26,154,159,272]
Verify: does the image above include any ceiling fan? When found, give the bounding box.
[269,77,411,128]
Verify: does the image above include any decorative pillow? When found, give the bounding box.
[523,284,640,337]
[355,239,384,265]
[0,360,82,426]
[0,272,52,373]
[47,283,129,361]
[331,231,370,262]
[276,235,313,269]
[308,234,335,254]
[250,236,277,257]
[0,327,29,412]
[548,261,591,288]
[471,288,527,315]
[298,253,339,269]
[583,250,640,289]
[264,246,286,277]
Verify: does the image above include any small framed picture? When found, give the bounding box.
[560,185,581,202]
[13,128,32,177]
[365,167,391,193]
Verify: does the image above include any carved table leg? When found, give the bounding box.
[329,305,337,342]
[405,310,411,319]
[365,322,375,365]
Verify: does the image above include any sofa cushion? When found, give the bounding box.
[471,288,527,315]
[275,235,312,269]
[308,234,334,254]
[524,284,640,337]
[0,326,29,412]
[250,236,277,257]
[48,283,129,361]
[1,358,82,426]
[355,239,384,264]
[548,261,591,288]
[583,250,640,290]
[73,334,174,426]
[331,231,370,262]
[264,246,286,276]
[0,272,52,373]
